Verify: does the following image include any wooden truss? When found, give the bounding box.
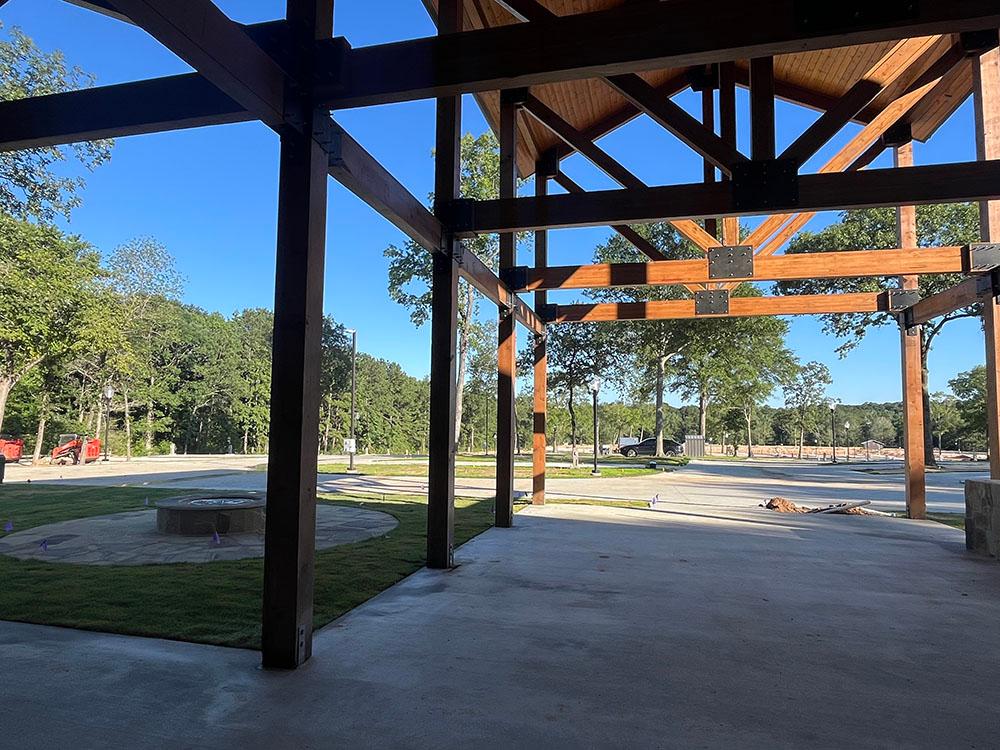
[8,0,1000,670]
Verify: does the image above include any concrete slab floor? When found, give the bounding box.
[2,503,999,749]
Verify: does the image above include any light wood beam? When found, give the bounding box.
[518,247,965,292]
[549,293,888,323]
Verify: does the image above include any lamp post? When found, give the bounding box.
[589,377,602,476]
[345,329,358,473]
[844,421,851,463]
[828,400,837,463]
[102,384,114,462]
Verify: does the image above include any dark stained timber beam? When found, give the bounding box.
[109,0,289,128]
[322,1,1000,108]
[451,160,1000,235]
[602,73,747,175]
[550,293,889,323]
[518,247,966,292]
[0,74,251,152]
[324,121,542,334]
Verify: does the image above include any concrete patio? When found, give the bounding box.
[3,498,998,748]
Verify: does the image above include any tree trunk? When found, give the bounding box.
[698,389,708,437]
[745,406,753,458]
[654,355,665,457]
[0,376,12,434]
[798,425,804,460]
[919,350,936,467]
[124,388,133,460]
[145,374,155,452]
[567,384,578,455]
[32,391,49,465]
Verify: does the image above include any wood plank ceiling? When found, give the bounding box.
[423,0,972,177]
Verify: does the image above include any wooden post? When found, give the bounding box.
[719,62,739,245]
[426,0,462,568]
[495,88,520,528]
[750,57,776,161]
[894,142,926,519]
[702,83,718,239]
[532,158,550,506]
[261,0,333,670]
[974,44,1000,479]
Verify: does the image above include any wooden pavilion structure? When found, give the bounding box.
[3,0,999,669]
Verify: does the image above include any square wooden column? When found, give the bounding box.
[974,44,1000,479]
[426,0,462,569]
[749,57,775,161]
[261,0,333,670]
[894,142,926,519]
[495,88,521,528]
[532,158,551,506]
[719,62,740,245]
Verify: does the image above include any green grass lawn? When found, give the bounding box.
[926,513,965,530]
[0,484,494,649]
[317,462,665,479]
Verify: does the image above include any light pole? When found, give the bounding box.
[828,400,838,463]
[844,421,851,463]
[589,377,602,476]
[345,329,358,473]
[102,384,114,462]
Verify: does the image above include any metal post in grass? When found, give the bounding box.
[346,328,358,473]
[829,400,838,464]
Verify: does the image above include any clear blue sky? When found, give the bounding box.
[5,0,988,406]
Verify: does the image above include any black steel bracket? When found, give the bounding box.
[882,123,913,149]
[963,243,1000,274]
[694,290,730,315]
[443,198,475,235]
[500,87,530,107]
[537,304,559,323]
[687,64,719,92]
[960,29,1000,56]
[731,159,799,212]
[536,149,560,179]
[976,270,1000,299]
[794,1,919,34]
[707,246,754,280]
[500,265,529,291]
[886,288,921,312]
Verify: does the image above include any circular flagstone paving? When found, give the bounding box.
[0,504,398,566]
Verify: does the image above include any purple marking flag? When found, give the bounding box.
[211,531,221,545]
[39,539,48,552]
[3,520,12,533]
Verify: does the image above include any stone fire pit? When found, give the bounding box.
[155,493,265,536]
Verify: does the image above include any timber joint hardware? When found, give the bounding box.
[962,243,1000,274]
[975,271,1000,300]
[500,266,529,291]
[694,290,731,316]
[887,288,921,312]
[882,123,913,149]
[960,29,1000,56]
[537,304,558,323]
[732,159,798,212]
[500,88,530,107]
[536,150,560,179]
[794,1,919,34]
[687,64,719,92]
[444,198,475,236]
[311,37,351,89]
[707,246,754,280]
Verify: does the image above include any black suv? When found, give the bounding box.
[618,438,684,457]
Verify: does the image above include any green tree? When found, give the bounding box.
[588,222,702,455]
[775,204,981,465]
[949,366,986,448]
[783,361,832,458]
[0,217,102,431]
[0,24,112,221]
[385,132,504,443]
[929,392,963,456]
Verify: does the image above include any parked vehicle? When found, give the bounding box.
[0,436,24,462]
[617,437,684,458]
[51,434,101,464]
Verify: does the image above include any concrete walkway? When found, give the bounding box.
[3,499,999,748]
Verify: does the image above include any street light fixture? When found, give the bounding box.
[589,377,602,477]
[844,420,851,463]
[828,400,838,464]
[102,384,114,462]
[345,328,358,473]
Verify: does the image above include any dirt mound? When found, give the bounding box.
[761,497,807,513]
